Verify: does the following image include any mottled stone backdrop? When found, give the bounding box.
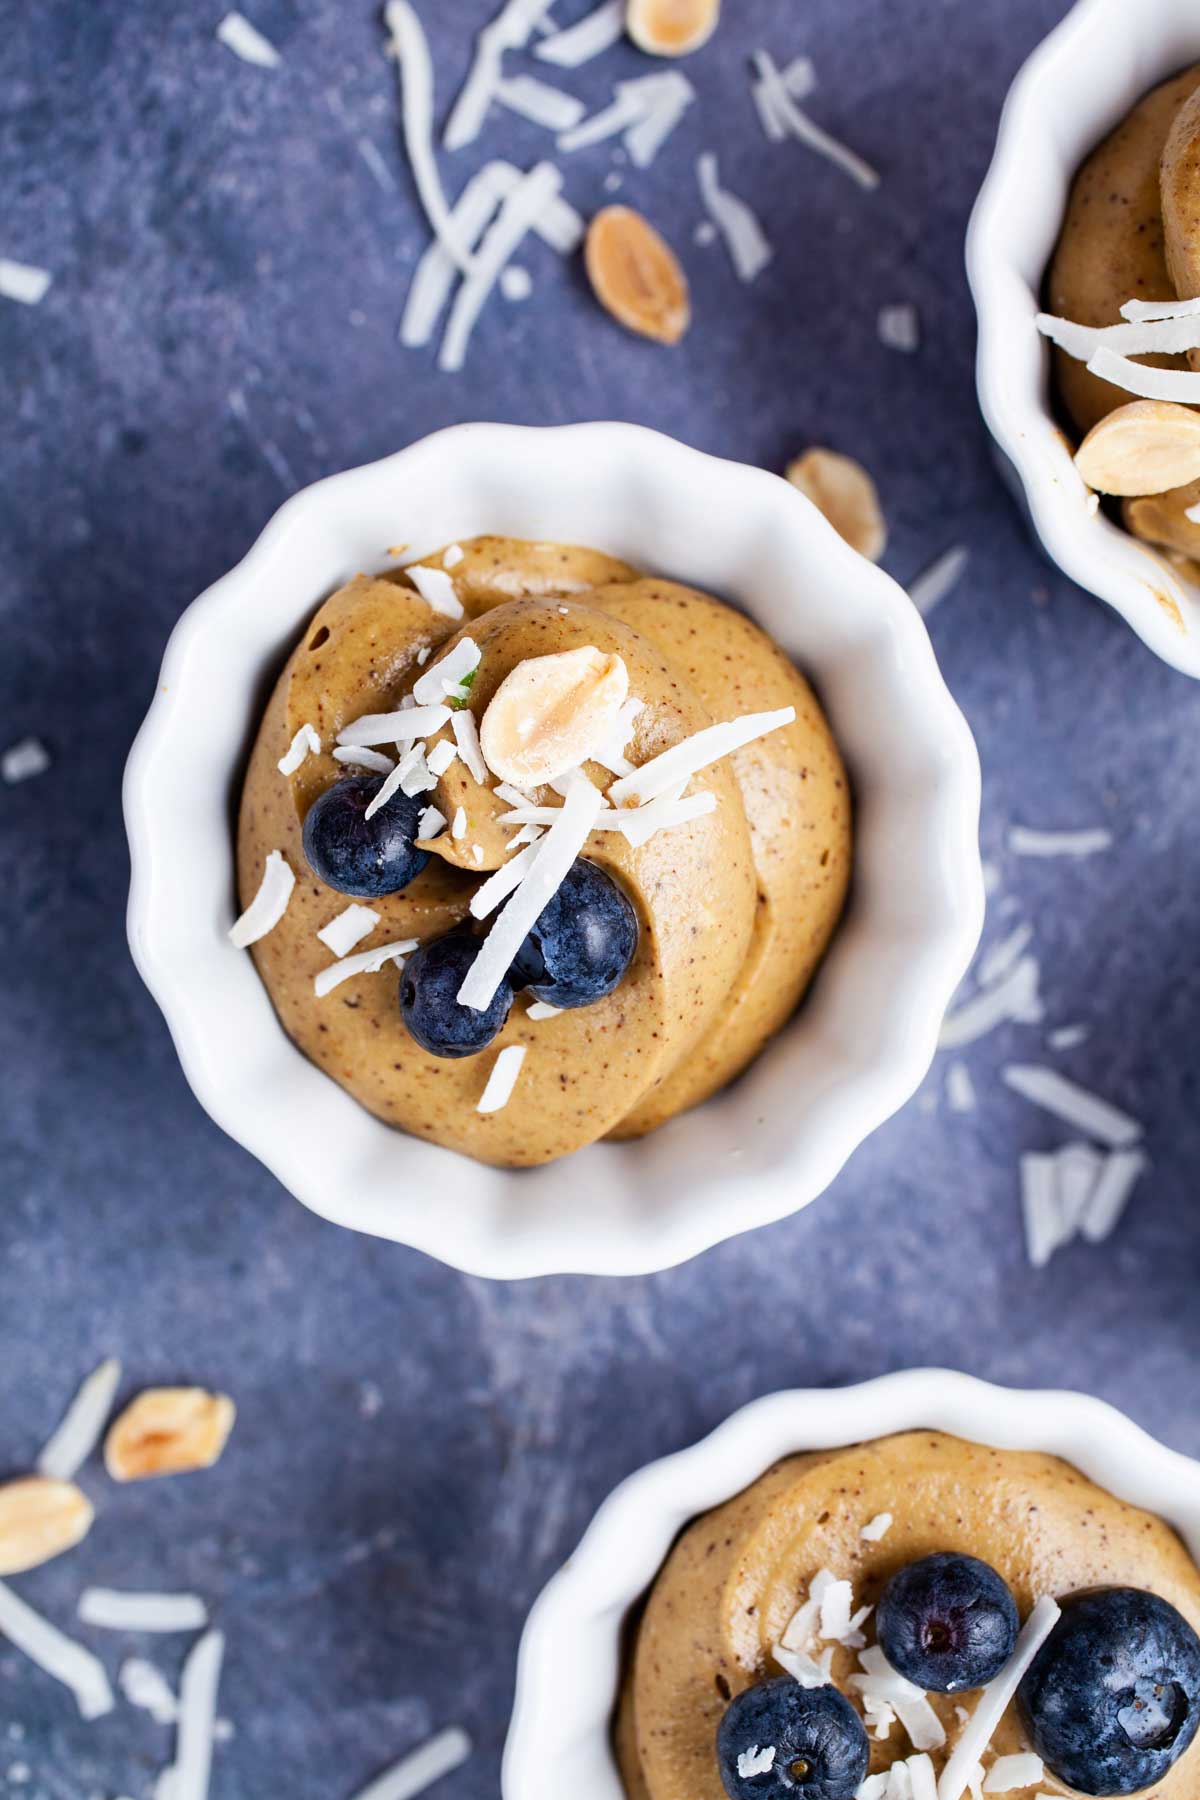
[3,0,1200,1795]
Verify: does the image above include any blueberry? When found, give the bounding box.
[302,775,430,899]
[716,1679,868,1800]
[1018,1588,1200,1795]
[399,932,512,1058]
[876,1553,1019,1692]
[508,859,637,1008]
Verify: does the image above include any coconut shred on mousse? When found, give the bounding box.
[615,1433,1200,1800]
[231,536,850,1167]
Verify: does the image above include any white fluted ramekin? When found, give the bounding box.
[124,423,982,1278]
[967,0,1200,677]
[503,1370,1200,1798]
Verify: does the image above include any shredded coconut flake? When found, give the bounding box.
[314,939,418,999]
[0,259,53,306]
[1003,1064,1141,1147]
[1185,501,1200,525]
[879,303,920,352]
[444,0,553,150]
[277,722,320,776]
[349,1727,473,1800]
[697,152,773,283]
[738,1746,777,1779]
[526,999,560,1019]
[2,736,51,783]
[442,543,465,568]
[470,844,540,919]
[1020,1153,1065,1270]
[332,745,395,774]
[938,957,1042,1049]
[384,2,475,272]
[1037,309,1200,362]
[983,1754,1045,1793]
[120,1657,179,1725]
[1121,295,1200,322]
[459,780,603,1010]
[317,904,380,958]
[0,1581,114,1719]
[37,1358,121,1481]
[78,1590,209,1633]
[536,0,622,65]
[216,11,280,67]
[451,709,488,784]
[500,264,533,301]
[751,50,879,189]
[608,708,794,807]
[1007,825,1111,858]
[979,924,1033,988]
[774,1641,834,1687]
[1081,1146,1147,1244]
[229,851,294,948]
[1048,1024,1087,1050]
[1086,346,1200,404]
[416,804,448,840]
[337,703,451,748]
[861,1511,893,1542]
[401,165,507,349]
[477,1043,527,1113]
[495,73,585,131]
[407,564,463,618]
[166,1629,224,1800]
[946,1061,977,1113]
[909,546,969,615]
[850,1647,945,1753]
[451,805,468,840]
[439,161,562,373]
[937,1598,1060,1800]
[413,638,480,704]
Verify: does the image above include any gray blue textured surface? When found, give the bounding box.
[3,0,1200,1794]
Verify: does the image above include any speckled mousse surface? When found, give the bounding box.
[3,0,1200,1796]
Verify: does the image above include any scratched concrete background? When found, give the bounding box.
[3,0,1200,1794]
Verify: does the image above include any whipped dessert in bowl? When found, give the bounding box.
[504,1374,1200,1800]
[124,423,981,1276]
[234,536,850,1168]
[968,0,1200,675]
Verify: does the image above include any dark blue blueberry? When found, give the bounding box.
[302,775,430,899]
[1018,1588,1200,1795]
[508,859,637,1008]
[716,1679,868,1800]
[876,1553,1018,1692]
[399,932,512,1059]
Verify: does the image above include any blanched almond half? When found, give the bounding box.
[105,1387,236,1483]
[786,448,887,562]
[585,207,690,345]
[1074,400,1200,496]
[0,1477,94,1575]
[480,646,629,787]
[627,0,720,56]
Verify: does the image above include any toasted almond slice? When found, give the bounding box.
[1074,400,1200,496]
[0,1478,94,1575]
[627,0,719,56]
[585,206,690,345]
[480,646,629,786]
[786,448,887,562]
[105,1388,236,1483]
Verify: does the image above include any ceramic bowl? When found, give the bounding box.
[967,0,1200,677]
[503,1370,1200,1798]
[124,422,982,1278]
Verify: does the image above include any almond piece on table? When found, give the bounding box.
[1074,399,1200,496]
[480,646,629,787]
[105,1387,236,1483]
[786,448,888,563]
[585,206,690,345]
[0,1477,94,1575]
[627,0,720,56]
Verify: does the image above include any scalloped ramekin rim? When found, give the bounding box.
[124,422,983,1279]
[502,1369,1200,1799]
[966,0,1200,679]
